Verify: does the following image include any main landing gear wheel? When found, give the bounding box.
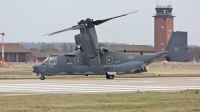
[144,67,147,72]
[106,75,115,79]
[40,76,45,80]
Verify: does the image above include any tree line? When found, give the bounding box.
[18,42,127,52]
[19,42,76,52]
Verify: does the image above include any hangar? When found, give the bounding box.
[0,43,31,62]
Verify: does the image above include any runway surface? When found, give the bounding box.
[0,77,200,95]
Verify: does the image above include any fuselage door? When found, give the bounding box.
[66,57,75,74]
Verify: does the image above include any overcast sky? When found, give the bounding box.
[0,0,199,45]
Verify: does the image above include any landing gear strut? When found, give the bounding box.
[134,67,147,73]
[106,75,115,79]
[40,75,45,80]
[141,67,147,72]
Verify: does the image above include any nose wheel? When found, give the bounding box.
[40,75,45,80]
[106,75,115,79]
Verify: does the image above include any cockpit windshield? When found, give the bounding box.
[43,57,48,64]
[43,55,58,65]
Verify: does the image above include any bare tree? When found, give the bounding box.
[50,43,58,51]
[61,42,68,52]
[99,43,105,48]
[40,43,46,52]
[69,43,75,52]
[188,46,200,61]
[46,43,51,51]
[29,48,39,52]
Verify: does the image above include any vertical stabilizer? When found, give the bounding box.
[165,31,188,62]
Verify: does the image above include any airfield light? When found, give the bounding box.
[0,33,5,68]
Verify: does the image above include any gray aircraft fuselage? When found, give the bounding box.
[33,49,167,76]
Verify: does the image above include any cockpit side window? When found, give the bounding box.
[43,55,58,65]
[49,56,58,65]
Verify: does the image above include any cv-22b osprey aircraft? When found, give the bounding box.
[33,12,188,80]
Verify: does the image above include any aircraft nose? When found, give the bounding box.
[33,66,38,69]
[33,65,39,73]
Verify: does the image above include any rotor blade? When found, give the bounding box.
[92,11,137,25]
[43,25,84,36]
[0,32,5,36]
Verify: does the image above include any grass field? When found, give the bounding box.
[0,90,200,112]
[1,62,200,111]
[0,62,200,79]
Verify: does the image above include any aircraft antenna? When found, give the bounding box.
[170,0,172,7]
[156,0,158,6]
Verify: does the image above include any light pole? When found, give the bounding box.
[0,32,5,68]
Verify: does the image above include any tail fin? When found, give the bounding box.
[165,31,189,62]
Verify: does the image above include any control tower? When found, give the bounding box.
[153,3,175,52]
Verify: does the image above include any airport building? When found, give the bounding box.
[0,43,31,62]
[153,4,175,52]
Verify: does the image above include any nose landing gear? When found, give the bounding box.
[40,75,45,80]
[106,75,115,79]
